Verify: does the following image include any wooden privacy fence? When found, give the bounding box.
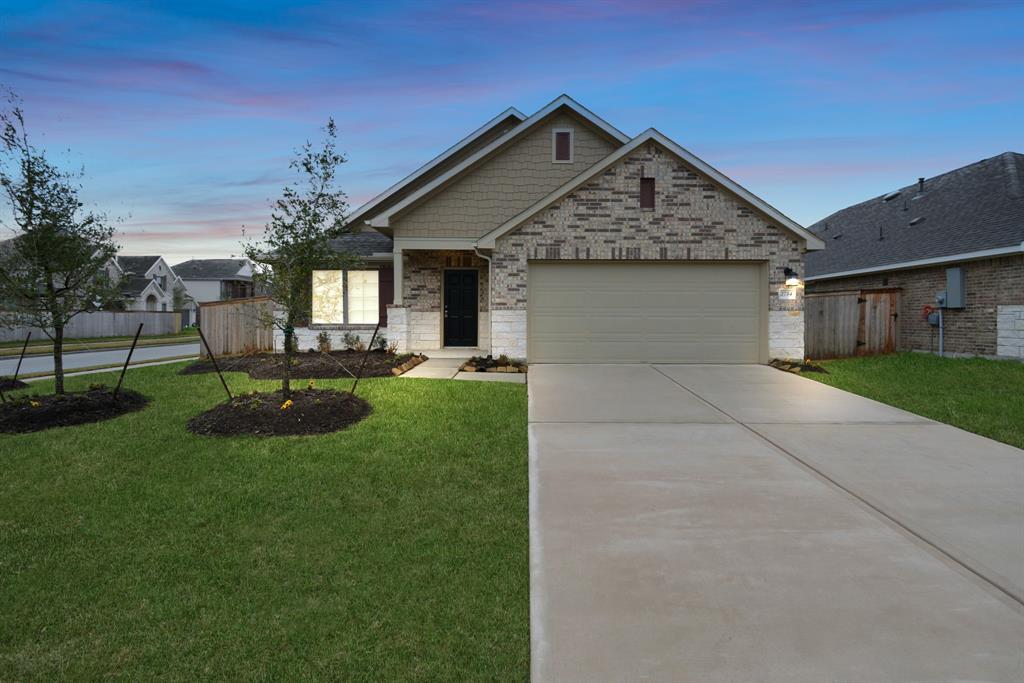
[0,310,181,342]
[805,289,900,359]
[198,297,274,358]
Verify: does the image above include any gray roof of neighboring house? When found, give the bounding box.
[120,276,154,297]
[117,255,161,275]
[807,151,1024,278]
[173,258,250,280]
[328,229,393,257]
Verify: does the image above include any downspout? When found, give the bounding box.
[474,246,493,355]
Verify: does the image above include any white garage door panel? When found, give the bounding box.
[528,262,764,363]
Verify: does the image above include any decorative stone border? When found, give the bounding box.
[460,360,528,374]
[390,354,429,376]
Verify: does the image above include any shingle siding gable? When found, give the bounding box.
[390,112,618,239]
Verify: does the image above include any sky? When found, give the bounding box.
[0,0,1021,263]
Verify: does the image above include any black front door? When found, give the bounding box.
[443,269,478,347]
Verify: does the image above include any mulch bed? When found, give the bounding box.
[769,358,829,374]
[0,386,150,434]
[461,355,528,374]
[187,388,372,437]
[180,350,426,380]
[0,377,29,391]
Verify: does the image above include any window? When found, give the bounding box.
[312,269,381,325]
[553,129,573,163]
[640,177,655,209]
[312,270,345,324]
[346,270,379,324]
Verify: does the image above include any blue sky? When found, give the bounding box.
[1,0,1021,263]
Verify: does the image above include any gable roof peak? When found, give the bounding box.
[476,128,823,250]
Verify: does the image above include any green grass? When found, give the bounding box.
[0,364,529,681]
[810,352,1024,449]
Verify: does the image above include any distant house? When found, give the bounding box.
[806,152,1024,359]
[112,255,188,313]
[172,259,255,304]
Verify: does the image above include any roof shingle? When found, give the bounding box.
[806,152,1024,278]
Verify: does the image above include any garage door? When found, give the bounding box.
[528,262,765,363]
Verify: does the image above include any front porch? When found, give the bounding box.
[387,248,496,355]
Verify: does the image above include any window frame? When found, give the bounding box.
[310,268,381,327]
[552,128,574,163]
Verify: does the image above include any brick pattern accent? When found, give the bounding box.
[491,141,804,311]
[387,306,408,353]
[807,255,1024,356]
[392,113,617,238]
[997,305,1024,359]
[403,250,489,312]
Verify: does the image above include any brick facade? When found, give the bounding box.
[487,140,807,358]
[403,250,489,312]
[807,255,1024,356]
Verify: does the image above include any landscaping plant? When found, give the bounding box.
[0,91,122,395]
[241,118,358,398]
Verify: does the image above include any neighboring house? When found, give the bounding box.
[300,94,824,362]
[806,152,1024,360]
[173,259,255,304]
[113,255,185,313]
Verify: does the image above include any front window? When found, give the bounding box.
[311,269,379,325]
[347,270,379,324]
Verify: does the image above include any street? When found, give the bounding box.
[0,342,200,378]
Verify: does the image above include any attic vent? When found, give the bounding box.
[909,216,925,226]
[833,233,843,240]
[882,191,901,202]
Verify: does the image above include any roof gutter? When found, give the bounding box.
[805,242,1024,282]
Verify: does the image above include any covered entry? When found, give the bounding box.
[527,261,766,363]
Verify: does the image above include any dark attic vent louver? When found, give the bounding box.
[882,191,901,202]
[909,216,925,226]
[833,233,843,239]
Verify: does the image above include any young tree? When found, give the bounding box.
[0,93,122,394]
[242,119,358,398]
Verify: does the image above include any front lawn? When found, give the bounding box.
[0,364,529,680]
[810,352,1024,449]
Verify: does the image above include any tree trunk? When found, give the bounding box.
[282,323,294,399]
[53,325,65,395]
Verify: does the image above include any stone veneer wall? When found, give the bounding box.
[490,140,806,359]
[807,255,1024,357]
[996,305,1024,359]
[273,326,383,352]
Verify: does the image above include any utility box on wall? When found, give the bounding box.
[945,267,965,308]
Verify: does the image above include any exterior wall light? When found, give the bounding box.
[783,267,801,287]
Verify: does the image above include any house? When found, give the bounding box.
[112,255,185,313]
[805,152,1024,360]
[173,259,255,304]
[300,94,825,362]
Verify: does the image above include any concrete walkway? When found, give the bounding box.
[400,348,526,383]
[530,364,1024,682]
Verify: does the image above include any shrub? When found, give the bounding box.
[316,331,332,353]
[341,331,361,350]
[386,341,399,355]
[373,335,388,352]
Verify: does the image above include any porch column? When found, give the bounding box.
[392,248,403,305]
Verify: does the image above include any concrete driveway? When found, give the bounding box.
[529,364,1024,683]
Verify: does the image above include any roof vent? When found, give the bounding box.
[882,191,901,202]
[909,216,925,226]
[918,177,925,193]
[833,233,843,240]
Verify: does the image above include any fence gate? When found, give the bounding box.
[805,289,900,359]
